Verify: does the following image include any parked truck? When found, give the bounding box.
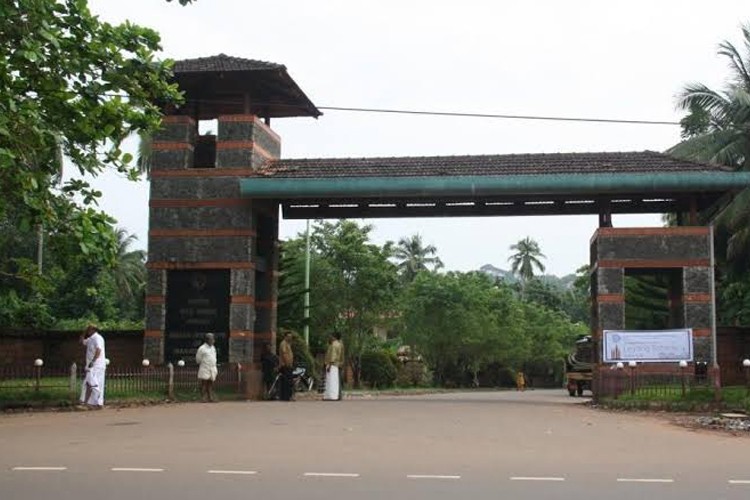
[565,335,593,397]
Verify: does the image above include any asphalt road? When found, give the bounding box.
[1,390,748,500]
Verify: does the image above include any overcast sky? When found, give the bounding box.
[87,0,748,276]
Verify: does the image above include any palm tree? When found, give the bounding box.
[668,24,750,269]
[136,130,152,176]
[393,234,443,281]
[509,237,546,298]
[111,228,146,308]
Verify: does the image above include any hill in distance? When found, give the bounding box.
[479,264,576,290]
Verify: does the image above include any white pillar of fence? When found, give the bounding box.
[69,363,77,403]
[167,363,174,400]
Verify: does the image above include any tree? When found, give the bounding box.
[109,228,146,320]
[1,0,182,265]
[508,237,546,299]
[313,221,400,386]
[668,24,750,268]
[402,272,527,386]
[278,221,400,386]
[669,23,750,325]
[393,234,443,282]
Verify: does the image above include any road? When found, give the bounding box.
[1,390,748,500]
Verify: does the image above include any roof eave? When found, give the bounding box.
[239,172,750,199]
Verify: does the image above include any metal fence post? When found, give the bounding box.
[69,363,77,404]
[167,363,174,400]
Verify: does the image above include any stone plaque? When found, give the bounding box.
[165,270,230,363]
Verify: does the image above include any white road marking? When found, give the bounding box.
[304,472,360,478]
[511,476,565,482]
[729,480,750,485]
[111,468,164,473]
[12,467,67,471]
[208,470,258,475]
[407,474,461,480]
[617,478,674,483]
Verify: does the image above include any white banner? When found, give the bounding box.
[602,329,693,363]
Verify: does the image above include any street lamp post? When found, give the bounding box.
[679,360,688,397]
[615,362,624,399]
[628,361,637,396]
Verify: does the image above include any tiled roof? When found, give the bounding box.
[265,151,728,178]
[173,54,284,73]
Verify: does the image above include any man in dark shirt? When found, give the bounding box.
[260,342,279,398]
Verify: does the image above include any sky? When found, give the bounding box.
[86,0,749,276]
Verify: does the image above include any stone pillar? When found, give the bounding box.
[589,227,715,371]
[145,113,281,382]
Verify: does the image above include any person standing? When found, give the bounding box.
[516,371,526,392]
[260,342,279,398]
[80,325,106,409]
[278,332,294,401]
[195,333,218,402]
[324,332,344,401]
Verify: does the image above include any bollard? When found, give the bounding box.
[237,363,243,395]
[69,363,77,404]
[167,363,174,400]
[743,359,750,397]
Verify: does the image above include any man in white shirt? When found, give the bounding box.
[195,333,218,402]
[80,325,106,408]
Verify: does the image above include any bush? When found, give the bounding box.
[360,349,397,389]
[395,360,432,387]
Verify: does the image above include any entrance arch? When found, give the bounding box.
[145,54,750,397]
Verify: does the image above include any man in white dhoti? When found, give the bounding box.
[324,332,344,401]
[196,333,218,402]
[80,325,106,408]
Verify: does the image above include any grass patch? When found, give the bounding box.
[601,385,750,412]
[1,375,242,410]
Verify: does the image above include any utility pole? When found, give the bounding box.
[303,219,311,346]
[708,224,721,401]
[36,224,43,275]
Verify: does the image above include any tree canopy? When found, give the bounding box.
[1,0,182,263]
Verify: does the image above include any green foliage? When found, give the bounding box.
[0,199,145,328]
[393,234,443,282]
[0,290,55,329]
[360,350,398,388]
[0,0,182,265]
[279,221,400,386]
[669,23,750,326]
[395,361,432,388]
[402,271,584,387]
[719,276,750,326]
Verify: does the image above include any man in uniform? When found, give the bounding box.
[324,332,344,401]
[278,332,294,401]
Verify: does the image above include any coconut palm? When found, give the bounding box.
[668,24,750,269]
[508,237,546,297]
[136,130,152,176]
[110,228,146,306]
[394,234,443,282]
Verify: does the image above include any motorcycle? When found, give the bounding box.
[267,366,315,399]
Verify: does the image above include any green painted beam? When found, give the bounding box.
[239,172,750,199]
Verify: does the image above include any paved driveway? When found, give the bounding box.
[1,390,747,499]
